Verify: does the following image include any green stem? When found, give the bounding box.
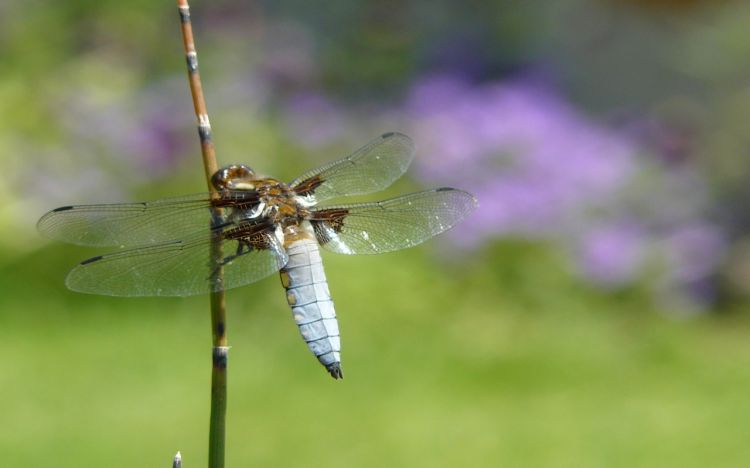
[209,343,228,468]
[176,1,228,467]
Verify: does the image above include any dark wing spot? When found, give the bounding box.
[310,208,350,246]
[436,187,455,192]
[223,221,276,249]
[52,206,74,212]
[382,131,395,138]
[293,175,324,196]
[80,255,103,265]
[312,208,349,233]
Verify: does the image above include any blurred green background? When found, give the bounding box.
[4,0,750,466]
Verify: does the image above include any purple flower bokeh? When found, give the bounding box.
[578,222,647,286]
[281,92,347,149]
[55,76,195,182]
[664,223,725,284]
[406,74,634,241]
[400,73,726,300]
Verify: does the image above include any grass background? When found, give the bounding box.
[3,244,750,467]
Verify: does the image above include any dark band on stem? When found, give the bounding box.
[199,125,212,143]
[186,52,199,73]
[198,114,212,143]
[212,347,228,369]
[178,6,190,23]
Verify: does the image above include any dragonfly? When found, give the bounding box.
[38,132,477,379]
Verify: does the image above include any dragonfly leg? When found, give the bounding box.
[210,239,252,279]
[234,238,253,257]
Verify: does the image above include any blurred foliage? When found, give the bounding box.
[5,242,750,466]
[3,0,750,466]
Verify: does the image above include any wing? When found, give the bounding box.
[37,191,259,247]
[65,222,288,297]
[309,188,478,254]
[289,132,416,203]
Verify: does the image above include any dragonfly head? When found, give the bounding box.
[212,164,256,191]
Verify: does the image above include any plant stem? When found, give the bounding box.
[175,1,228,467]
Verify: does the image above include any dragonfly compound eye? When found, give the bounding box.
[211,164,255,190]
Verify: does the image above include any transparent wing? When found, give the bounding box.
[65,224,288,297]
[290,132,416,203]
[37,191,259,247]
[309,188,478,254]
